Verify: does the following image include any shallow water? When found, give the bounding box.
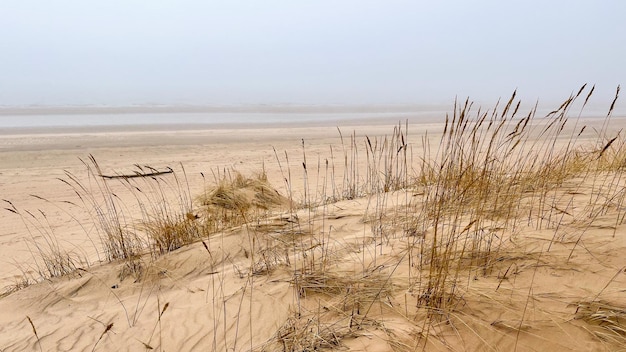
[0,111,444,129]
[0,103,618,132]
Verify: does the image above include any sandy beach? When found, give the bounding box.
[0,109,625,351]
[0,120,417,285]
[3,0,625,349]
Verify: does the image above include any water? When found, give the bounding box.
[3,103,615,130]
[0,111,441,129]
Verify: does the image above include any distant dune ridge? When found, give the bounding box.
[1,88,625,351]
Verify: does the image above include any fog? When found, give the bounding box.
[1,1,624,107]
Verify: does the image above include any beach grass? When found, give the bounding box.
[3,86,626,351]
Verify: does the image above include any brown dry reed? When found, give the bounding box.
[5,86,626,351]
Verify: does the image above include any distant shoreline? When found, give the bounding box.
[0,109,449,134]
[0,117,432,136]
[0,103,621,137]
[0,104,452,116]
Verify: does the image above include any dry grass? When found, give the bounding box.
[3,200,84,285]
[4,86,626,351]
[198,171,290,231]
[263,266,391,352]
[295,268,394,311]
[268,309,357,352]
[402,86,625,318]
[62,155,145,264]
[141,212,204,255]
[574,300,626,343]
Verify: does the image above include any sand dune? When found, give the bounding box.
[1,109,625,351]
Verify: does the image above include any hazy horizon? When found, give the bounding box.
[1,1,624,107]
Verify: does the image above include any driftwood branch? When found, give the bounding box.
[99,169,173,179]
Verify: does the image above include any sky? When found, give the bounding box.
[1,1,624,107]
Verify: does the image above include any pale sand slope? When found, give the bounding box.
[0,117,625,351]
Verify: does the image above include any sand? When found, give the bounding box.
[0,115,625,351]
[0,123,409,285]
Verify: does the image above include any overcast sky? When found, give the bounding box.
[1,1,624,106]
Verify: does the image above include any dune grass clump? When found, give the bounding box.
[127,164,203,255]
[308,124,410,205]
[198,171,289,232]
[267,267,392,352]
[295,268,394,312]
[574,300,626,344]
[141,211,204,255]
[3,200,84,290]
[270,310,362,352]
[5,157,290,289]
[404,86,626,316]
[58,156,207,278]
[363,122,410,195]
[62,155,145,263]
